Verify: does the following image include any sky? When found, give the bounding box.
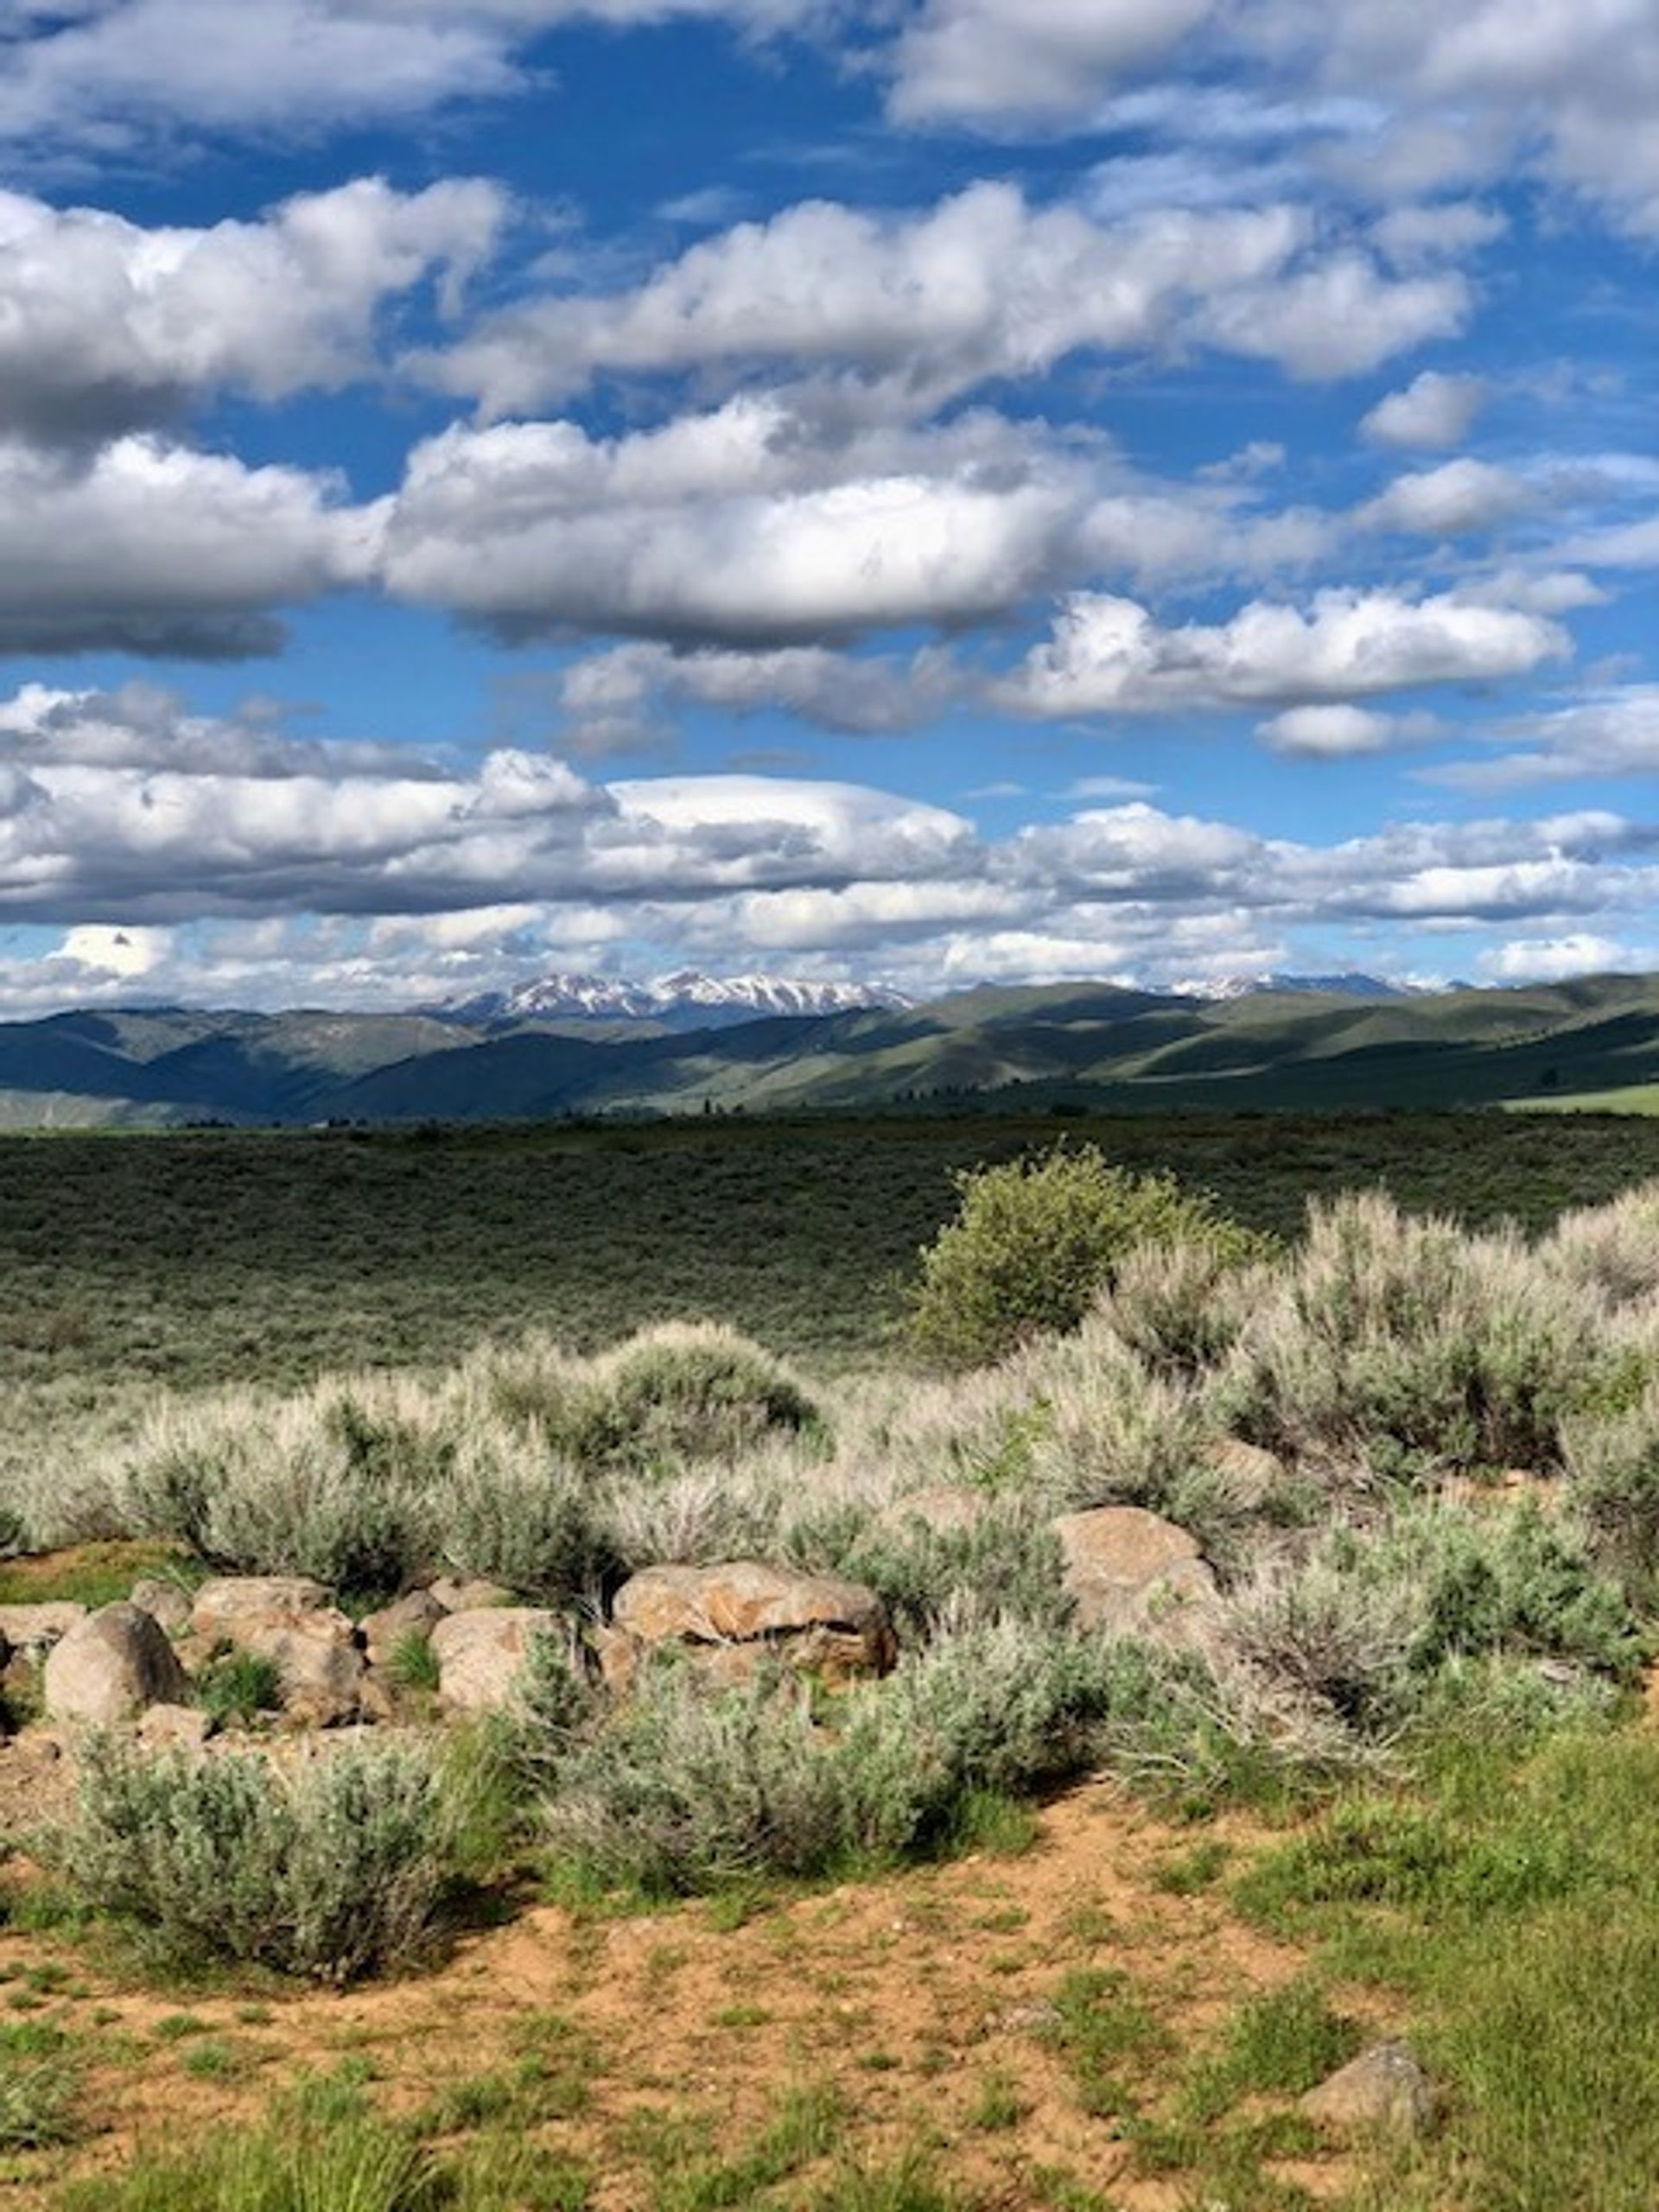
[0,0,1655,1014]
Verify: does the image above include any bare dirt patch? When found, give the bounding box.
[0,1774,1364,2210]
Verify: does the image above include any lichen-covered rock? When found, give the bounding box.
[430,1606,564,1714]
[43,1602,188,1726]
[1300,2043,1435,2139]
[611,1561,895,1683]
[1052,1506,1218,1643]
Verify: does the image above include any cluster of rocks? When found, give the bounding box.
[0,1489,1240,1746]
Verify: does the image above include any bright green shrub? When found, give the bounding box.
[56,1734,454,1982]
[908,1143,1272,1370]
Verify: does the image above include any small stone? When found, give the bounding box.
[189,1577,334,1643]
[1300,2043,1435,2139]
[43,1602,189,1726]
[611,1561,895,1684]
[137,1702,212,1753]
[1052,1506,1219,1646]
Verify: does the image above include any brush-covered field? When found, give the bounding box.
[6,1112,1659,2211]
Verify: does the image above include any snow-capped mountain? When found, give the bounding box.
[440,970,912,1029]
[1165,971,1423,1002]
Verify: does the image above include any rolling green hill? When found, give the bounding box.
[3,973,1659,1124]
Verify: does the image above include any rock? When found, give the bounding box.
[590,1623,639,1696]
[429,1574,513,1615]
[359,1589,445,1669]
[876,1484,991,1535]
[357,1669,398,1726]
[1052,1506,1219,1644]
[43,1602,189,1726]
[190,1577,363,1726]
[0,1603,86,1657]
[137,1702,212,1753]
[1205,1438,1286,1508]
[611,1561,896,1683]
[256,1626,365,1728]
[1300,2043,1435,2139]
[130,1577,193,1634]
[430,1607,564,1714]
[189,1576,334,1643]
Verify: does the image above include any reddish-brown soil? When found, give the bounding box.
[0,1774,1370,2210]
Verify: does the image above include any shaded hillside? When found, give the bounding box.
[2,974,1659,1122]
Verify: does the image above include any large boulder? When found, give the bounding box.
[189,1576,363,1726]
[1052,1506,1218,1644]
[43,1602,188,1726]
[1300,2043,1435,2139]
[189,1576,334,1643]
[611,1561,896,1684]
[431,1606,564,1714]
[0,1603,86,1658]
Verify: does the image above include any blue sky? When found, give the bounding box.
[0,0,1655,1012]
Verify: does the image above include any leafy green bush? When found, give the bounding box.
[908,1143,1271,1370]
[56,1734,454,1982]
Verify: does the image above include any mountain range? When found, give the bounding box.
[0,968,1656,1127]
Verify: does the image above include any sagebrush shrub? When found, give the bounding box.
[1319,1501,1645,1681]
[1564,1386,1659,1593]
[117,1381,447,1594]
[1547,1181,1659,1309]
[1223,1552,1427,1733]
[540,1617,1152,1893]
[57,1734,454,1981]
[1220,1192,1608,1478]
[579,1325,822,1470]
[909,1142,1271,1370]
[435,1431,616,1602]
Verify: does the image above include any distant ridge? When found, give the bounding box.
[1166,971,1430,1002]
[435,969,914,1029]
[0,969,1656,1126]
